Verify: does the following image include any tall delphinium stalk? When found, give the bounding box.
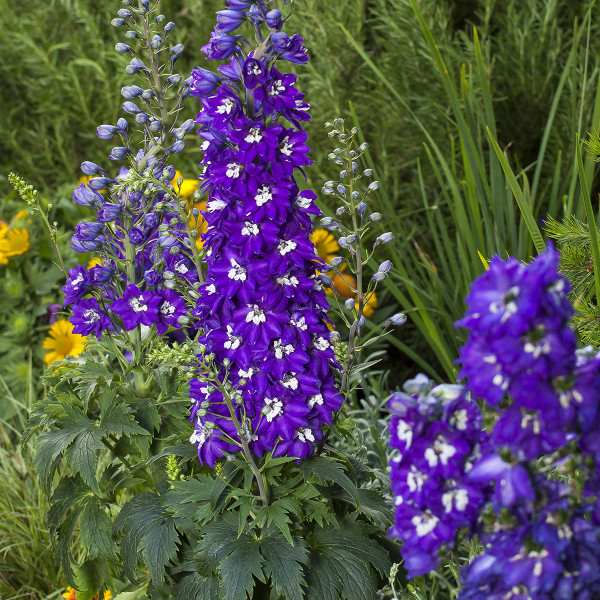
[187,0,345,471]
[51,0,199,381]
[387,246,600,598]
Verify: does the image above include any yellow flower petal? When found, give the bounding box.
[171,170,200,199]
[0,228,29,257]
[328,273,378,318]
[43,319,87,365]
[311,229,340,265]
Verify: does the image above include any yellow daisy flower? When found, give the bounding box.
[329,272,378,318]
[170,170,208,250]
[43,319,87,365]
[310,229,340,266]
[0,225,30,264]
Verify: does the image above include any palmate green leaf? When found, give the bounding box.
[304,522,391,600]
[79,497,118,563]
[261,532,309,600]
[111,588,148,600]
[48,475,90,531]
[173,573,220,600]
[217,535,265,600]
[298,456,359,505]
[196,513,241,574]
[56,504,84,586]
[34,409,96,491]
[100,402,150,437]
[254,498,302,545]
[74,558,112,600]
[334,488,394,529]
[66,427,103,495]
[115,492,180,582]
[164,475,215,525]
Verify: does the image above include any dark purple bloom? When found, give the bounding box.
[62,265,90,306]
[72,183,103,208]
[110,284,161,330]
[96,202,123,223]
[155,289,187,335]
[71,297,112,339]
[242,57,267,89]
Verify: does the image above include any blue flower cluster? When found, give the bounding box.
[62,7,196,343]
[388,246,600,598]
[388,376,487,577]
[188,0,342,467]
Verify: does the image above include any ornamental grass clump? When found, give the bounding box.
[388,245,600,599]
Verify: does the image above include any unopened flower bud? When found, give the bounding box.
[356,202,367,217]
[121,85,143,99]
[109,146,131,161]
[320,217,335,227]
[117,8,132,18]
[167,74,182,85]
[339,170,348,179]
[387,313,407,327]
[371,271,386,282]
[81,161,107,176]
[177,315,190,326]
[122,101,141,114]
[97,124,119,139]
[330,256,344,267]
[115,43,132,54]
[337,185,346,197]
[375,232,394,246]
[111,18,125,26]
[344,298,355,310]
[150,35,162,50]
[346,234,357,244]
[367,181,380,191]
[164,21,175,34]
[336,207,346,216]
[156,14,166,24]
[135,112,148,125]
[362,168,374,177]
[124,30,138,39]
[369,212,382,222]
[149,120,162,133]
[169,141,185,154]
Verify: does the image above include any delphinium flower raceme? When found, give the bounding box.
[388,245,600,599]
[60,1,199,366]
[187,0,344,467]
[387,376,487,578]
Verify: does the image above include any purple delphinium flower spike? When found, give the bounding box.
[188,2,342,465]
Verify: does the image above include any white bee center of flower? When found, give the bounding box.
[201,140,210,151]
[411,512,439,538]
[216,98,234,114]
[255,185,272,206]
[313,336,329,351]
[206,283,216,294]
[246,305,266,325]
[244,127,263,144]
[269,80,285,96]
[224,325,241,350]
[160,301,175,316]
[442,489,469,513]
[228,258,247,281]
[174,262,189,274]
[282,373,298,390]
[130,295,148,313]
[277,273,299,287]
[238,367,255,379]
[252,64,262,75]
[279,136,293,156]
[84,309,100,323]
[242,221,259,236]
[189,423,212,447]
[295,196,311,208]
[407,466,426,492]
[424,436,456,468]
[309,394,324,408]
[71,273,84,288]
[291,316,307,330]
[226,163,242,178]
[450,409,468,431]
[264,397,283,422]
[396,420,413,448]
[278,239,297,255]
[297,428,315,443]
[207,199,227,211]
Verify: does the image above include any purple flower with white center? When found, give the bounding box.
[62,265,90,306]
[155,289,187,335]
[188,4,342,465]
[110,284,161,330]
[71,297,112,339]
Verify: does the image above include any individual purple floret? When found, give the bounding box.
[188,0,342,466]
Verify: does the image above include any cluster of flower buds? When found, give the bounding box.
[63,1,198,342]
[188,0,343,466]
[389,246,600,599]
